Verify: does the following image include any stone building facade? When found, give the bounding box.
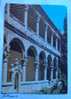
[2,4,61,93]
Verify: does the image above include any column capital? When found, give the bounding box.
[36,14,41,23]
[43,59,47,67]
[3,58,8,63]
[45,25,48,32]
[51,66,54,70]
[25,5,29,11]
[34,59,39,68]
[4,43,9,57]
[24,56,28,63]
[15,58,19,65]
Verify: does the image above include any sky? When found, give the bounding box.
[41,5,67,34]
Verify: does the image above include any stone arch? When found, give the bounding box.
[27,46,37,57]
[7,38,25,82]
[39,51,46,80]
[10,38,25,54]
[26,46,37,81]
[47,55,52,81]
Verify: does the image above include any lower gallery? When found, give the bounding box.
[2,4,62,93]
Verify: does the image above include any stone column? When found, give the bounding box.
[7,4,10,18]
[51,34,53,46]
[51,66,54,81]
[50,61,54,81]
[58,38,61,52]
[24,5,29,31]
[36,15,40,36]
[44,59,47,80]
[56,38,58,50]
[11,64,14,83]
[59,40,61,52]
[3,58,8,83]
[3,35,9,83]
[34,56,39,81]
[56,58,58,81]
[23,55,28,81]
[45,24,48,42]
